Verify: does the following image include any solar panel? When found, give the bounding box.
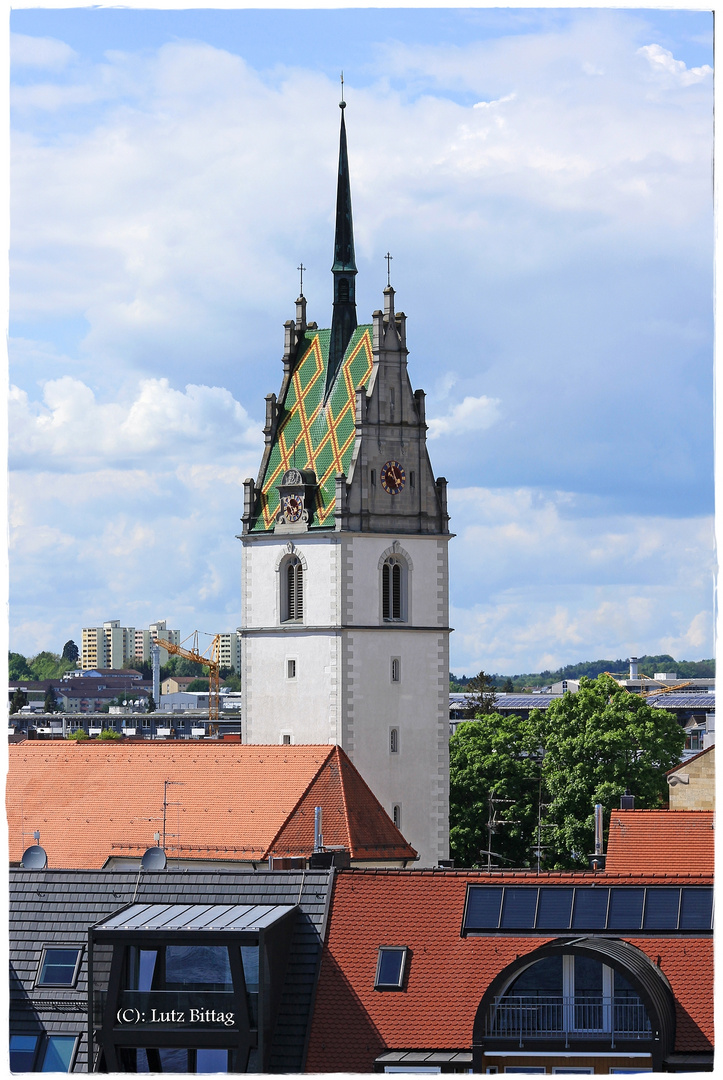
[571,888,609,929]
[464,887,503,929]
[642,888,680,930]
[679,889,713,930]
[500,888,537,929]
[607,888,644,930]
[462,885,711,935]
[536,888,573,929]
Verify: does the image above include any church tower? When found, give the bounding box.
[239,99,451,867]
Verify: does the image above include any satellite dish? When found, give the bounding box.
[21,844,48,870]
[141,846,167,871]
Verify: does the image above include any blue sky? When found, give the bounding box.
[8,7,714,673]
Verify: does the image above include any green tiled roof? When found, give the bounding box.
[253,325,373,530]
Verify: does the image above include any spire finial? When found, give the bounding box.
[298,263,306,297]
[340,70,345,109]
[327,87,358,398]
[385,252,393,288]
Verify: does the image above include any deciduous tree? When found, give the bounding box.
[449,674,685,869]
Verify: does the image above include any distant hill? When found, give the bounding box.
[450,655,715,693]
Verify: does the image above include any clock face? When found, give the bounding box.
[282,494,304,522]
[380,460,406,495]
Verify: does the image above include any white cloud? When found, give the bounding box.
[637,44,713,86]
[447,486,715,672]
[11,32,77,70]
[427,395,501,439]
[9,377,263,470]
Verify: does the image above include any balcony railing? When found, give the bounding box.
[486,995,652,1047]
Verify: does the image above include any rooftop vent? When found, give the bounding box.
[620,789,635,810]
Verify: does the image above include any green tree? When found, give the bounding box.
[124,657,152,679]
[186,678,210,692]
[449,713,542,868]
[62,640,79,662]
[98,728,121,740]
[464,669,498,717]
[540,675,685,868]
[43,686,59,713]
[67,727,88,741]
[30,651,74,680]
[449,674,686,869]
[9,652,33,680]
[9,689,28,715]
[147,694,156,713]
[502,678,514,693]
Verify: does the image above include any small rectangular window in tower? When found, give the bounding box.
[410,471,415,489]
[390,387,395,420]
[390,727,399,754]
[393,804,402,829]
[371,469,376,486]
[282,733,291,745]
[287,659,296,679]
[391,657,401,683]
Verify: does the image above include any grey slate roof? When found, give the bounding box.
[10,867,333,1073]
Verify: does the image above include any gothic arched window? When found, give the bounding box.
[281,556,303,623]
[382,557,406,622]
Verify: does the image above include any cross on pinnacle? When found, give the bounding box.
[298,263,306,296]
[385,252,393,287]
[340,71,345,109]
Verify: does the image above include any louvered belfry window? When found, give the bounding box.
[382,559,402,620]
[286,557,303,621]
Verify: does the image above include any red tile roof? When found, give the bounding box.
[305,870,713,1072]
[605,810,714,874]
[7,742,416,868]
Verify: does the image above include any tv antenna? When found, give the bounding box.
[163,780,184,851]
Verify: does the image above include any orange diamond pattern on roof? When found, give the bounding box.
[605,810,714,874]
[7,742,414,869]
[254,326,373,530]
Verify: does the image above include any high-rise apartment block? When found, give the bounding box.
[80,620,180,669]
[218,631,242,673]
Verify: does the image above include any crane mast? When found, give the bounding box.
[155,632,221,734]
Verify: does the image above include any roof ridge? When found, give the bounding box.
[666,744,715,772]
[332,745,354,855]
[262,745,335,859]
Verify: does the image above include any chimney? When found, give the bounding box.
[314,806,323,852]
[628,656,638,679]
[594,804,603,856]
[620,789,635,810]
[588,803,606,870]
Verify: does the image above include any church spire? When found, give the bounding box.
[327,78,358,397]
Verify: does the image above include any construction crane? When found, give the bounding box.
[156,632,221,735]
[640,679,692,699]
[604,671,692,697]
